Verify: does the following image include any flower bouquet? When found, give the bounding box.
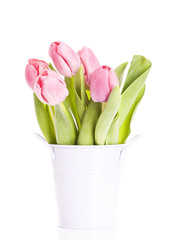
[25,41,151,229]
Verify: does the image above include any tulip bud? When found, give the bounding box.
[49,41,80,78]
[77,47,100,87]
[90,66,119,102]
[25,59,49,90]
[34,69,69,106]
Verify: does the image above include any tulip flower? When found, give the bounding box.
[77,47,100,87]
[34,69,69,106]
[49,41,80,78]
[90,66,119,102]
[25,59,49,90]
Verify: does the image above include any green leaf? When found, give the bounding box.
[114,62,128,87]
[118,86,145,144]
[118,58,151,130]
[46,105,55,125]
[33,93,56,144]
[64,67,87,129]
[122,55,151,93]
[105,114,119,145]
[75,92,86,122]
[77,100,102,145]
[74,66,86,121]
[95,87,121,145]
[54,103,77,145]
[64,77,81,130]
[74,66,86,106]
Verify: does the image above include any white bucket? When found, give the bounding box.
[35,133,140,229]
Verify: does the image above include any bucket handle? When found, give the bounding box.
[123,134,141,150]
[34,132,48,147]
[119,134,141,162]
[34,132,56,160]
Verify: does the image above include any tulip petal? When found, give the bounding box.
[41,76,69,106]
[78,47,100,86]
[25,59,49,90]
[90,68,110,102]
[34,76,49,104]
[108,68,119,90]
[50,50,72,77]
[34,70,68,106]
[25,64,38,90]
[57,43,80,75]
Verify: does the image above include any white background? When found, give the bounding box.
[0,0,176,239]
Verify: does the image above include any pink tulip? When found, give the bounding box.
[78,47,100,87]
[25,59,49,90]
[90,66,119,102]
[49,41,80,78]
[34,69,69,106]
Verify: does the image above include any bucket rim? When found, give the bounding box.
[49,143,126,149]
[34,132,141,150]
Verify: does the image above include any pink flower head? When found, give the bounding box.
[49,41,80,78]
[25,59,49,90]
[34,69,69,106]
[78,47,100,87]
[90,66,119,102]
